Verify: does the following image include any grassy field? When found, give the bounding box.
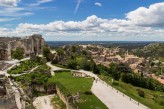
[99,74,164,109]
[49,71,107,109]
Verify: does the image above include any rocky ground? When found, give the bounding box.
[33,94,55,109]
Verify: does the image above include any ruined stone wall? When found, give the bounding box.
[0,95,17,109]
[0,77,17,109]
[0,34,45,60]
[56,86,75,109]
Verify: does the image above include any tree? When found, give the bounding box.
[12,48,24,60]
[56,48,64,58]
[71,45,77,53]
[108,63,117,74]
[97,64,108,74]
[92,63,100,74]
[116,63,132,74]
[43,47,50,60]
[80,59,92,71]
[108,63,120,80]
[67,59,77,69]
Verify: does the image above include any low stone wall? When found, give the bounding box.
[0,95,17,109]
[71,70,90,78]
[56,86,76,109]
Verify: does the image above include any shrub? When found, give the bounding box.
[43,47,51,60]
[84,91,92,95]
[12,48,24,60]
[112,81,119,86]
[137,89,145,97]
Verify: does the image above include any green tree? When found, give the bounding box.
[71,45,77,53]
[80,59,92,71]
[108,63,121,80]
[56,48,64,58]
[92,63,100,74]
[12,48,24,60]
[116,63,132,74]
[43,47,50,60]
[67,59,77,69]
[108,63,117,74]
[97,64,108,74]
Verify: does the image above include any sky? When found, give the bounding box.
[0,0,164,41]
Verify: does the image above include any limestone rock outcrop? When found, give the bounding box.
[0,34,45,60]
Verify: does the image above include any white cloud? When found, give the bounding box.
[74,0,83,14]
[29,0,53,6]
[95,2,102,7]
[126,2,164,27]
[0,0,20,7]
[0,0,53,22]
[1,2,164,41]
[0,14,162,41]
[0,18,20,22]
[0,7,34,17]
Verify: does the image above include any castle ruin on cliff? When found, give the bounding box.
[0,34,45,60]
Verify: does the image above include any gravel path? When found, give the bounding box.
[46,62,68,76]
[91,81,146,109]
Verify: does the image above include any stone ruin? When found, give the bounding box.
[71,71,90,78]
[0,34,45,60]
[0,74,17,109]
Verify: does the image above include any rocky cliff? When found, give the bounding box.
[0,34,45,60]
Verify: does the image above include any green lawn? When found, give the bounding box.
[49,72,107,109]
[99,74,164,109]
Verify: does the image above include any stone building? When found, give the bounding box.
[0,34,45,60]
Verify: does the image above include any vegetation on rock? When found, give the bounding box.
[12,48,24,60]
[8,60,40,74]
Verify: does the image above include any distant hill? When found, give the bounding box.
[47,41,157,51]
[132,43,164,60]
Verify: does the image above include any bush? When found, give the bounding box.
[12,48,24,60]
[67,59,77,69]
[112,81,119,86]
[43,47,50,60]
[137,89,145,97]
[84,91,92,95]
[153,94,164,106]
[158,98,164,106]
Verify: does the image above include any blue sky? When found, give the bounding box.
[0,0,164,41]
